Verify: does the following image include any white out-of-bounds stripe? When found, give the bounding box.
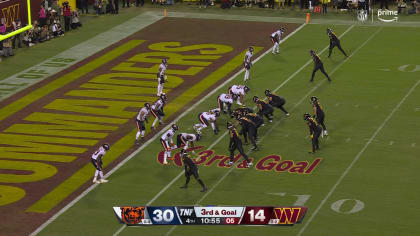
[111,22,309,236]
[296,30,420,236]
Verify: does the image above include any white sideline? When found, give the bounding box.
[112,23,308,236]
[32,20,307,236]
[295,28,420,236]
[164,24,356,236]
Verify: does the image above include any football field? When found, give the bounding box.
[2,12,419,236]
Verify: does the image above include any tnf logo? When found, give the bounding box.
[1,4,20,27]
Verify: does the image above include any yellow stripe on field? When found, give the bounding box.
[0,40,145,122]
[26,46,264,213]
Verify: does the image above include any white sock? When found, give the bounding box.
[167,151,171,159]
[211,123,215,130]
[152,118,158,127]
[94,170,99,179]
[136,131,141,140]
[141,131,145,137]
[164,152,168,162]
[245,70,249,81]
[272,45,276,53]
[99,171,104,179]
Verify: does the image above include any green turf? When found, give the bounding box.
[37,22,420,236]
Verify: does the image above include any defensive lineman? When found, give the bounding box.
[193,109,220,135]
[157,59,168,96]
[160,124,178,165]
[151,94,167,130]
[327,28,348,58]
[217,93,236,116]
[227,122,252,167]
[135,103,151,144]
[244,46,254,82]
[176,132,200,151]
[229,85,250,105]
[180,150,207,192]
[91,143,110,183]
[310,50,331,82]
[270,27,285,54]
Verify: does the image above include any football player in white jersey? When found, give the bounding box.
[157,59,168,96]
[160,124,178,165]
[91,143,110,183]
[151,94,167,130]
[193,108,220,135]
[217,93,237,116]
[244,46,254,82]
[176,132,200,152]
[135,103,151,144]
[270,27,285,54]
[228,84,250,106]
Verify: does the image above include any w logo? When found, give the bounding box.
[1,4,20,27]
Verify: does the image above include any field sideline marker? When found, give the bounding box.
[111,22,308,236]
[163,24,357,236]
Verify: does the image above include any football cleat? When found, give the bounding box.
[180,185,188,189]
[99,179,108,183]
[286,113,290,116]
[247,162,253,167]
[251,146,259,151]
[93,178,99,184]
[163,161,168,165]
[324,130,328,136]
[200,187,208,192]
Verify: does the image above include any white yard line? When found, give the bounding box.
[293,28,420,236]
[112,23,308,236]
[164,24,356,236]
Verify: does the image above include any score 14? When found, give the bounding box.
[241,207,273,225]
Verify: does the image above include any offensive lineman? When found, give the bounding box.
[244,46,254,82]
[176,132,200,151]
[311,96,328,136]
[135,103,151,144]
[193,109,220,135]
[304,113,322,154]
[270,27,285,54]
[160,124,178,165]
[217,93,236,116]
[238,115,259,151]
[310,50,331,83]
[253,96,274,123]
[265,89,290,116]
[157,59,168,96]
[91,143,110,183]
[227,122,253,167]
[327,28,348,58]
[151,94,167,130]
[228,84,250,105]
[180,150,207,192]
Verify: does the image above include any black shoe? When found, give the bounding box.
[200,187,207,192]
[180,185,188,189]
[214,129,219,135]
[310,79,314,82]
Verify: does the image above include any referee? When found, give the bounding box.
[180,150,207,192]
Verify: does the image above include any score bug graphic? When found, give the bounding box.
[113,206,307,226]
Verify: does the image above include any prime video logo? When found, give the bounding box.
[377,9,398,22]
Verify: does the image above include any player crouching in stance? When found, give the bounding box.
[265,89,290,116]
[244,46,253,82]
[151,93,167,130]
[327,28,348,58]
[304,113,322,154]
[135,103,151,144]
[160,124,178,165]
[238,115,259,151]
[228,84,250,106]
[270,27,285,54]
[227,122,253,167]
[193,108,220,135]
[217,93,236,117]
[253,96,274,123]
[177,132,200,152]
[310,50,331,83]
[311,96,328,136]
[91,143,110,183]
[179,150,207,192]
